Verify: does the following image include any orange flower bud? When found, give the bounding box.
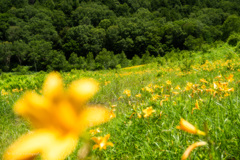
[176,118,206,136]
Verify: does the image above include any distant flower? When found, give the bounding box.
[118,96,123,100]
[109,110,116,119]
[181,141,207,160]
[123,89,131,97]
[175,85,181,90]
[226,74,234,82]
[135,93,141,98]
[92,134,114,150]
[1,89,8,96]
[143,106,156,118]
[89,128,101,136]
[166,80,171,85]
[192,100,200,114]
[104,81,111,86]
[176,118,206,136]
[137,113,142,118]
[185,82,193,91]
[172,91,179,95]
[200,78,208,83]
[3,72,110,160]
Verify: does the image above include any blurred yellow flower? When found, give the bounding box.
[104,81,111,86]
[176,118,206,136]
[3,72,110,160]
[123,89,131,97]
[185,82,193,91]
[118,96,123,100]
[109,110,116,119]
[200,78,208,83]
[137,113,142,118]
[166,80,171,85]
[89,128,101,136]
[1,89,8,96]
[192,100,200,114]
[92,134,114,150]
[225,74,234,82]
[181,141,207,160]
[143,106,156,118]
[135,93,141,98]
[175,85,181,90]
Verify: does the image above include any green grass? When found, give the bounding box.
[0,46,240,159]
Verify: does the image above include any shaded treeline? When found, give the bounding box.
[1,0,240,71]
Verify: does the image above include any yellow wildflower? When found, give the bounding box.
[145,86,154,93]
[225,74,234,82]
[111,105,117,111]
[172,91,179,95]
[1,89,8,96]
[185,82,193,91]
[137,113,142,118]
[228,88,234,92]
[123,89,131,97]
[135,93,141,98]
[3,72,110,160]
[192,100,200,114]
[200,78,208,83]
[89,128,101,136]
[166,80,171,85]
[118,96,123,100]
[109,110,116,119]
[92,134,114,150]
[143,106,156,118]
[176,118,206,136]
[201,85,206,90]
[175,85,181,90]
[181,141,207,160]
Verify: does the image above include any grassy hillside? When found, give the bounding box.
[0,44,240,159]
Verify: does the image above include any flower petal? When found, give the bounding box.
[14,92,52,128]
[68,79,99,107]
[3,130,56,160]
[181,141,207,160]
[54,100,78,134]
[77,106,110,133]
[42,134,78,160]
[43,72,64,101]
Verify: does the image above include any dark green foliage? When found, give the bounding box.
[0,0,240,72]
[131,54,142,66]
[95,48,117,69]
[71,2,116,26]
[115,51,130,68]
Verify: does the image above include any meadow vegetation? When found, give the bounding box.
[0,44,239,159]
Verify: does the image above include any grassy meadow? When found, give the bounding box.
[0,44,240,159]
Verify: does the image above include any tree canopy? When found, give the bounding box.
[0,0,240,71]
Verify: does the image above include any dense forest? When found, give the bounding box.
[1,0,240,71]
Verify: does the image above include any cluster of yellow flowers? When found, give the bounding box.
[1,89,8,96]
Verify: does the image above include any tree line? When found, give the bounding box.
[1,0,240,71]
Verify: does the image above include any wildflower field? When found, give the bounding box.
[0,45,240,159]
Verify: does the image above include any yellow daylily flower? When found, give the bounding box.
[200,78,208,84]
[181,141,207,160]
[225,74,234,82]
[123,89,131,97]
[143,106,156,118]
[4,72,110,160]
[92,134,114,150]
[135,93,142,98]
[89,128,101,136]
[176,118,206,136]
[175,85,181,90]
[166,80,171,85]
